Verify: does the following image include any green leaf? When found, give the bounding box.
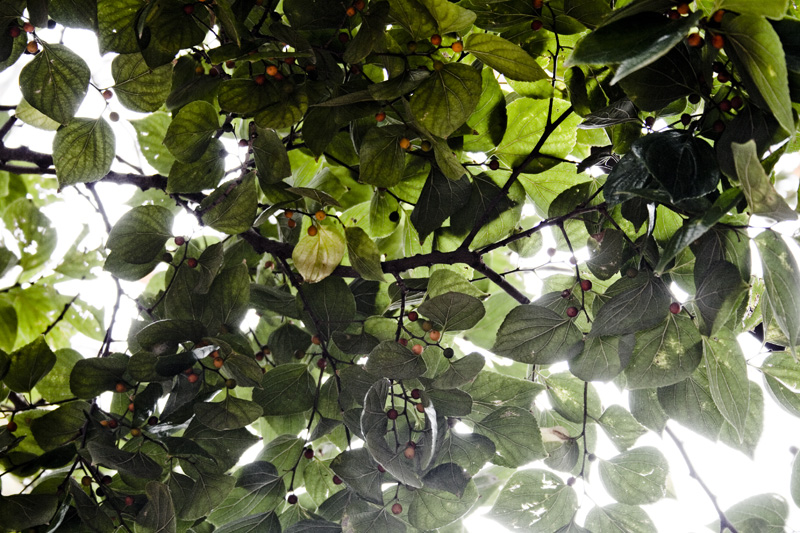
[201,173,257,234]
[419,292,485,332]
[733,140,796,221]
[30,400,89,451]
[463,370,544,420]
[87,441,163,479]
[658,364,724,441]
[52,117,115,187]
[19,42,89,124]
[358,125,407,188]
[545,372,602,423]
[624,314,703,389]
[598,404,648,452]
[584,504,657,533]
[164,100,220,163]
[69,477,115,533]
[493,304,583,365]
[629,388,668,434]
[465,33,547,82]
[407,481,479,530]
[711,494,788,533]
[301,276,356,339]
[364,340,428,379]
[422,462,472,497]
[253,127,291,187]
[599,447,668,505]
[0,494,59,531]
[431,352,484,389]
[570,334,634,382]
[590,273,672,337]
[2,199,56,277]
[694,260,749,336]
[410,169,471,243]
[343,2,390,64]
[3,337,56,393]
[566,11,702,84]
[474,406,546,467]
[723,15,794,133]
[98,0,140,54]
[167,139,226,194]
[207,263,251,328]
[346,227,386,282]
[792,452,800,508]
[719,381,764,458]
[35,348,82,402]
[410,63,482,138]
[49,0,96,29]
[112,52,173,112]
[755,230,800,357]
[253,363,316,416]
[489,469,578,532]
[131,112,177,174]
[195,395,263,431]
[330,448,384,505]
[107,205,174,264]
[15,98,60,131]
[214,512,281,533]
[137,481,177,533]
[292,225,346,283]
[69,353,128,398]
[0,301,17,353]
[703,330,750,442]
[496,98,580,173]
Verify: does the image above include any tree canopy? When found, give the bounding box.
[1,0,800,531]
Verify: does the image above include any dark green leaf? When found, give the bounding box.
[0,494,59,531]
[167,139,226,194]
[364,340,427,380]
[200,173,257,234]
[489,469,578,532]
[194,395,263,431]
[301,276,356,339]
[410,169,471,243]
[463,370,544,420]
[590,273,672,337]
[755,230,800,356]
[658,364,724,441]
[410,63,482,138]
[407,481,478,530]
[112,52,173,112]
[164,100,220,163]
[53,118,115,187]
[474,406,546,467]
[419,292,485,332]
[493,304,583,364]
[4,337,56,393]
[253,363,316,416]
[87,441,163,479]
[570,334,635,382]
[358,125,407,188]
[107,205,174,264]
[431,352,484,389]
[703,330,750,442]
[330,448,384,505]
[19,43,89,124]
[215,512,282,533]
[137,481,177,533]
[465,33,547,82]
[30,400,89,451]
[254,127,291,187]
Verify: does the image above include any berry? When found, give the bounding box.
[561,289,571,299]
[398,338,408,346]
[670,302,681,314]
[711,34,724,49]
[451,41,463,53]
[569,256,578,265]
[254,74,267,85]
[186,258,198,268]
[644,116,655,128]
[284,210,294,218]
[567,476,576,486]
[108,419,119,429]
[429,330,441,342]
[115,382,126,393]
[225,378,237,389]
[109,112,119,122]
[399,137,411,150]
[712,119,725,133]
[195,65,204,75]
[333,475,343,485]
[338,32,349,44]
[23,22,34,33]
[719,99,732,113]
[422,321,433,332]
[26,41,39,54]
[128,402,135,412]
[387,408,398,420]
[354,0,365,9]
[125,495,135,506]
[316,358,327,370]
[9,26,20,38]
[392,503,403,515]
[287,219,297,228]
[443,347,454,358]
[130,428,141,437]
[731,95,743,109]
[212,358,223,369]
[102,89,113,100]
[411,389,421,399]
[308,226,318,237]
[266,65,278,76]
[587,453,596,461]
[102,475,113,485]
[403,443,416,459]
[47,19,56,29]
[681,113,692,126]
[676,3,690,15]
[415,403,425,413]
[547,247,557,257]
[687,33,702,47]
[626,268,638,278]
[377,464,386,473]
[375,111,386,122]
[432,60,444,71]
[294,349,305,359]
[82,476,93,486]
[430,34,442,46]
[209,67,220,77]
[304,448,314,459]
[311,335,321,345]
[148,416,158,426]
[688,94,701,104]
[581,280,592,291]
[712,9,725,23]
[407,311,419,322]
[488,159,500,170]
[566,306,579,318]
[315,210,326,221]
[420,140,432,152]
[174,236,186,246]
[412,344,424,355]
[287,494,298,504]
[226,60,235,69]
[389,211,400,222]
[187,373,199,383]
[667,9,680,20]
[531,19,544,31]
[346,6,357,16]
[6,421,17,432]
[239,139,249,147]
[183,4,195,15]
[717,71,730,83]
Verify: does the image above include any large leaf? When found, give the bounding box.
[164,100,220,163]
[410,63,482,138]
[584,504,657,533]
[112,52,173,112]
[590,274,672,337]
[703,331,750,443]
[418,292,485,332]
[0,494,59,531]
[194,395,263,431]
[489,469,578,532]
[358,125,407,188]
[200,173,257,234]
[694,260,750,336]
[52,118,116,187]
[19,42,89,124]
[711,494,788,533]
[107,205,174,265]
[364,340,427,379]
[755,230,800,357]
[465,33,547,82]
[598,447,668,505]
[3,337,56,393]
[410,169,471,242]
[253,363,316,416]
[473,406,546,467]
[292,225,346,283]
[657,364,724,441]
[493,304,583,364]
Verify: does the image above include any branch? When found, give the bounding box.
[42,295,78,336]
[665,425,740,533]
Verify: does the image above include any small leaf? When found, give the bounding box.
[545,372,602,423]
[419,292,485,332]
[364,340,427,380]
[733,140,796,221]
[253,127,291,187]
[292,225,346,283]
[30,400,89,451]
[489,469,578,531]
[19,42,89,124]
[53,117,115,187]
[658,364,724,441]
[410,63,482,138]
[0,494,59,531]
[164,100,220,162]
[4,337,56,393]
[474,406,546,468]
[598,405,648,452]
[493,304,583,365]
[599,447,669,505]
[465,33,547,82]
[346,227,386,282]
[253,363,316,416]
[107,205,174,265]
[418,0,476,33]
[86,442,163,480]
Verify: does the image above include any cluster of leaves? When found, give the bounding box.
[1,0,800,531]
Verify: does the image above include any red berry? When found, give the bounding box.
[183,4,195,15]
[115,382,126,393]
[561,289,571,299]
[566,307,579,318]
[398,338,408,346]
[719,100,732,112]
[711,34,724,49]
[316,358,327,370]
[187,373,199,383]
[304,448,314,459]
[174,236,186,245]
[186,258,198,268]
[407,311,418,322]
[377,464,386,473]
[489,159,500,170]
[670,302,681,314]
[6,421,17,432]
[254,74,267,85]
[687,33,703,48]
[430,34,442,46]
[311,335,321,345]
[375,111,386,122]
[411,389,421,399]
[531,20,543,31]
[102,89,113,100]
[333,475,343,485]
[392,502,403,514]
[415,403,425,413]
[23,22,34,33]
[412,344,424,355]
[9,26,20,38]
[128,402,135,412]
[731,95,743,109]
[108,419,118,429]
[580,280,592,291]
[125,495,135,506]
[287,494,298,504]
[712,120,725,133]
[387,408,398,420]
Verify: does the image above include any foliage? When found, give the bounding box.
[0,0,800,531]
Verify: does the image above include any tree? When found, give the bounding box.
[0,0,799,531]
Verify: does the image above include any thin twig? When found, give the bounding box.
[43,295,79,336]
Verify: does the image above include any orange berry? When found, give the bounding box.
[403,443,416,459]
[415,403,425,413]
[375,111,386,122]
[23,22,34,33]
[315,210,326,221]
[26,41,38,54]
[254,74,267,85]
[266,65,278,76]
[115,382,126,393]
[430,34,442,46]
[346,6,356,16]
[711,34,724,49]
[287,219,297,228]
[187,373,199,383]
[99,420,109,427]
[308,225,318,237]
[412,344,424,355]
[130,428,141,437]
[687,33,702,47]
[128,402,135,412]
[311,335,321,345]
[451,41,463,53]
[712,9,724,23]
[195,65,204,75]
[399,137,411,150]
[213,358,224,368]
[284,210,294,218]
[429,330,441,342]
[676,3,690,15]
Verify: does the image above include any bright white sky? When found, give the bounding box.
[0,23,798,533]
